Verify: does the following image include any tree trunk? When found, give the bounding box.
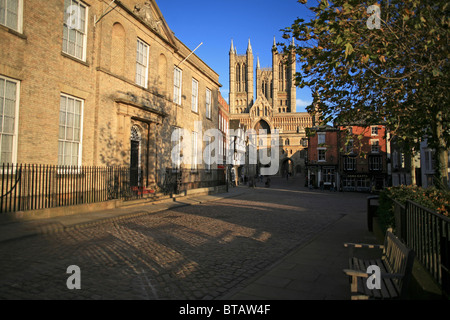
[433,111,449,190]
[410,152,416,186]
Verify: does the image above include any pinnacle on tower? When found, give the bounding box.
[247,38,252,53]
[272,36,278,53]
[230,39,234,53]
[257,57,260,69]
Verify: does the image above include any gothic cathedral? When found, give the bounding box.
[228,38,317,177]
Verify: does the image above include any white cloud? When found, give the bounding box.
[296,98,312,112]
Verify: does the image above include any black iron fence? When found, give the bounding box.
[393,199,450,298]
[1,164,228,214]
[160,168,226,195]
[0,164,141,213]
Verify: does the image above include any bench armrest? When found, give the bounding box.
[343,269,369,278]
[344,269,404,279]
[344,243,384,250]
[343,268,368,293]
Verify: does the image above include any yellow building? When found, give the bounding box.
[0,0,222,192]
[229,39,316,176]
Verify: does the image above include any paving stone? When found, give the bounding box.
[0,177,373,300]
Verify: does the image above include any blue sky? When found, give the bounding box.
[157,0,315,112]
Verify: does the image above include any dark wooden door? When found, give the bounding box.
[130,140,140,187]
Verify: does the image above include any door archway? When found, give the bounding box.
[130,125,142,187]
[281,158,294,177]
[254,119,271,134]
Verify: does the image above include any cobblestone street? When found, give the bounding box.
[0,177,369,300]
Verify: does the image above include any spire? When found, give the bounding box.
[230,39,234,54]
[273,36,276,48]
[247,38,252,53]
[257,57,260,69]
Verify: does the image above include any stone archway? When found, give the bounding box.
[281,158,294,177]
[254,119,271,134]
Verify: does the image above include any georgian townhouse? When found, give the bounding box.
[0,0,222,212]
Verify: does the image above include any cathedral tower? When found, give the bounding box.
[271,37,296,113]
[229,39,254,114]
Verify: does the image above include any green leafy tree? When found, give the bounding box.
[281,0,449,188]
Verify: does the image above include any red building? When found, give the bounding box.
[337,124,388,191]
[306,123,388,191]
[306,125,340,189]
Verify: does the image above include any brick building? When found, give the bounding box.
[306,125,339,189]
[337,124,388,192]
[306,123,388,191]
[0,0,222,192]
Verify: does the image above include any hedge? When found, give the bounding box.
[377,185,450,232]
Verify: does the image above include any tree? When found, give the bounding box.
[281,0,449,188]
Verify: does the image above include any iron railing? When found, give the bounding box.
[161,168,226,195]
[1,164,228,214]
[0,164,140,213]
[393,199,450,298]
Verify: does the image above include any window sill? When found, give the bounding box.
[61,52,90,67]
[0,24,26,39]
[135,84,149,90]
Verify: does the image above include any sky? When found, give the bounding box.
[156,0,315,112]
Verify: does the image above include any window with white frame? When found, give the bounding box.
[371,139,380,153]
[371,126,379,136]
[173,66,182,105]
[343,156,356,171]
[218,136,223,157]
[318,132,325,144]
[205,88,211,119]
[424,150,434,172]
[191,131,198,170]
[171,126,182,170]
[369,155,382,171]
[318,148,326,161]
[191,78,198,113]
[135,38,149,88]
[58,94,83,166]
[63,0,88,61]
[0,0,22,32]
[204,135,212,171]
[322,168,335,183]
[0,76,19,164]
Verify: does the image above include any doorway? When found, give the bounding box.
[130,125,141,187]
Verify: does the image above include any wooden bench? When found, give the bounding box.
[343,229,416,300]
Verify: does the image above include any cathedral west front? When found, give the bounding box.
[228,38,317,177]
